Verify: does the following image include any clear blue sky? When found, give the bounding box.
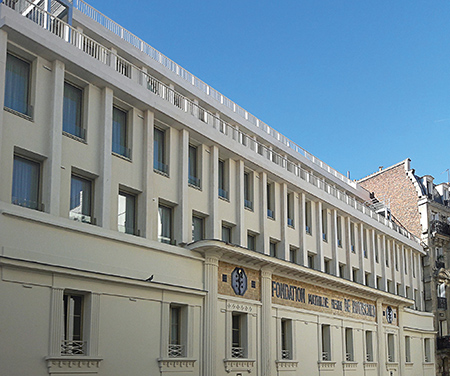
[87,0,450,183]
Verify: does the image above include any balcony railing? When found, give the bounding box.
[281,349,290,360]
[322,351,330,361]
[431,220,450,237]
[154,160,168,175]
[168,344,184,358]
[244,199,253,210]
[61,340,86,355]
[188,175,201,188]
[438,297,448,310]
[219,188,229,200]
[437,336,450,350]
[2,0,422,247]
[70,0,357,189]
[231,347,245,359]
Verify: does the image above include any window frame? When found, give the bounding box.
[153,127,168,174]
[63,81,85,140]
[218,159,229,200]
[112,106,130,159]
[5,52,32,117]
[192,214,204,242]
[69,174,93,224]
[188,145,201,188]
[118,190,137,235]
[11,154,42,211]
[158,203,173,244]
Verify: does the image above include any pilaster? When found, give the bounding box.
[209,145,219,239]
[359,224,365,283]
[316,201,324,271]
[141,110,154,239]
[300,193,307,266]
[88,293,101,356]
[331,209,339,275]
[280,183,288,260]
[0,30,7,202]
[261,267,274,376]
[398,306,406,376]
[47,59,65,216]
[179,129,189,243]
[236,159,245,246]
[203,251,222,375]
[260,172,268,254]
[49,287,64,356]
[376,299,386,376]
[98,86,113,228]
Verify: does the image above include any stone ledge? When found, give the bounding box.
[343,361,358,370]
[157,358,196,372]
[45,356,102,374]
[223,358,256,373]
[363,361,378,369]
[317,361,336,371]
[386,362,399,371]
[275,360,298,371]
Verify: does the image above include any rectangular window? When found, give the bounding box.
[12,155,41,210]
[153,128,168,174]
[385,242,390,267]
[192,215,204,241]
[118,191,136,235]
[324,259,331,274]
[62,293,85,355]
[308,253,315,269]
[345,328,354,361]
[305,200,312,234]
[231,313,246,359]
[247,233,256,251]
[377,276,383,290]
[365,331,373,362]
[70,175,92,223]
[169,305,185,358]
[405,336,411,362]
[287,193,294,227]
[222,225,231,243]
[337,216,342,247]
[188,145,200,187]
[267,183,275,219]
[281,319,292,360]
[270,241,277,258]
[424,338,431,363]
[322,209,327,241]
[413,254,416,277]
[350,223,355,253]
[395,245,399,271]
[339,263,346,279]
[63,82,85,139]
[352,268,359,283]
[158,204,172,244]
[112,106,130,158]
[244,172,253,210]
[363,229,368,258]
[387,333,395,362]
[290,247,298,264]
[374,235,379,263]
[365,272,370,286]
[322,324,331,361]
[5,53,31,116]
[218,160,228,199]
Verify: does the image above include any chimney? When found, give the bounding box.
[378,166,383,172]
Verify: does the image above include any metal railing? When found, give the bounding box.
[438,297,448,310]
[61,340,86,355]
[322,351,330,361]
[168,344,184,358]
[231,347,245,359]
[2,0,422,247]
[69,0,356,188]
[431,220,450,237]
[281,349,290,360]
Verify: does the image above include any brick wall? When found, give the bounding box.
[359,162,422,238]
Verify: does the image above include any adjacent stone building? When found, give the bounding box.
[360,159,450,375]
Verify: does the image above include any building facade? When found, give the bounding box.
[0,1,435,375]
[360,159,450,375]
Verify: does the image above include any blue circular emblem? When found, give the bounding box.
[231,267,247,296]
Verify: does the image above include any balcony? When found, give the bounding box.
[438,297,447,310]
[437,335,450,350]
[431,220,450,237]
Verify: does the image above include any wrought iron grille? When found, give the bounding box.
[231,347,245,359]
[61,340,86,355]
[168,344,184,358]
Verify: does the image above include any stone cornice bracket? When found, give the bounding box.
[157,358,196,372]
[223,359,255,373]
[45,357,102,374]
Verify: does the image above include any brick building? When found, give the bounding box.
[360,159,450,376]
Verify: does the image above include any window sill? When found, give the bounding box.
[223,358,255,373]
[154,168,170,178]
[189,183,202,191]
[45,356,102,374]
[405,362,414,367]
[219,195,230,202]
[244,205,253,212]
[157,358,196,372]
[363,361,377,369]
[317,361,336,371]
[63,131,87,144]
[4,106,33,121]
[276,359,298,370]
[112,152,132,162]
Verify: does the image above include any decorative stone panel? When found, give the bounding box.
[157,358,196,373]
[45,357,102,374]
[275,360,298,371]
[317,361,336,371]
[223,359,255,373]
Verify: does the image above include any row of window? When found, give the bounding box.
[5,53,131,158]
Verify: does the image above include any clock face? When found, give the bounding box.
[386,306,394,323]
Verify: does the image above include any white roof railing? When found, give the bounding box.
[70,0,355,188]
